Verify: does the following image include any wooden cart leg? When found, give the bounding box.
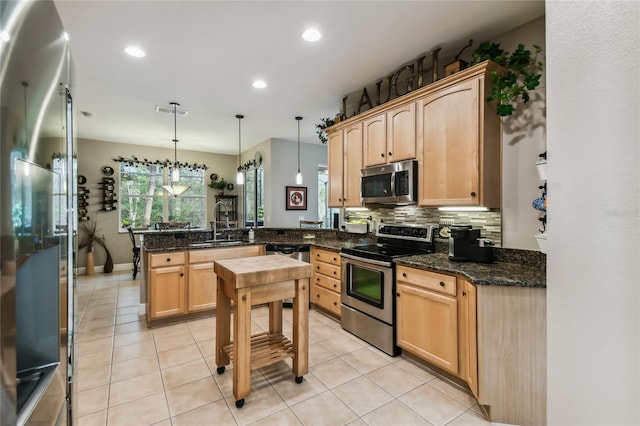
[269,300,283,335]
[216,277,231,370]
[292,277,309,379]
[233,288,252,403]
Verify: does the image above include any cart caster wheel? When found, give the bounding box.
[295,376,304,384]
[216,366,225,374]
[235,399,245,408]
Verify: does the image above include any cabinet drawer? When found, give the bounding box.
[311,283,341,317]
[312,247,341,266]
[396,265,456,296]
[314,262,341,280]
[313,272,341,294]
[150,252,185,267]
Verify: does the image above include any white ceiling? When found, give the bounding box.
[53,0,544,155]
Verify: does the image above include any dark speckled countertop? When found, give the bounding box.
[396,252,546,288]
[141,228,545,288]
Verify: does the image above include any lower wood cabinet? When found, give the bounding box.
[148,252,186,320]
[147,245,264,323]
[396,265,458,374]
[310,246,342,317]
[458,279,478,397]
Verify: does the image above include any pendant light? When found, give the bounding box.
[236,114,244,185]
[162,102,190,197]
[295,116,303,185]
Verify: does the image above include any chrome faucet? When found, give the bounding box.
[213,201,229,240]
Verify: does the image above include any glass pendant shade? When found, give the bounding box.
[295,116,302,184]
[236,114,244,185]
[162,102,190,196]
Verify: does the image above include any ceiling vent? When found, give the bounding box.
[155,104,188,116]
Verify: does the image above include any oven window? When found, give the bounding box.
[348,264,384,308]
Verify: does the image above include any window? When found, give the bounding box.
[244,164,264,227]
[119,163,206,229]
[318,166,338,228]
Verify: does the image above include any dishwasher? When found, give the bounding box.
[265,244,310,307]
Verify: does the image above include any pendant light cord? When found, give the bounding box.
[237,114,244,168]
[172,102,178,166]
[296,116,302,173]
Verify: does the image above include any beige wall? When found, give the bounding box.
[77,138,238,267]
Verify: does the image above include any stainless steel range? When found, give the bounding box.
[340,223,435,356]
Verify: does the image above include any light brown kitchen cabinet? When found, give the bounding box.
[396,265,458,374]
[327,123,363,208]
[148,252,186,320]
[310,246,341,317]
[187,245,264,312]
[363,104,416,167]
[416,63,501,207]
[458,278,478,398]
[363,113,387,167]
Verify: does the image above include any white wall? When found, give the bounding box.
[546,2,639,424]
[495,16,548,250]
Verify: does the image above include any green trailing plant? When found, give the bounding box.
[315,117,335,144]
[472,41,543,116]
[208,177,227,191]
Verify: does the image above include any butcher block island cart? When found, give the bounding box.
[214,255,312,408]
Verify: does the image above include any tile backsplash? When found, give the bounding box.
[351,206,502,247]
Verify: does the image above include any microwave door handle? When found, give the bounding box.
[389,171,395,196]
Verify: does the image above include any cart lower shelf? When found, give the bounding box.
[222,332,295,370]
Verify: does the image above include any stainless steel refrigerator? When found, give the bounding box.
[1,1,75,424]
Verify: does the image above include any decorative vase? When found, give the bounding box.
[86,251,95,276]
[104,250,113,273]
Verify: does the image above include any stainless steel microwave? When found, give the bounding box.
[360,160,418,204]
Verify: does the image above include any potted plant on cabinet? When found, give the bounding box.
[208,177,228,195]
[471,41,544,116]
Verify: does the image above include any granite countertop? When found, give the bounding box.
[142,237,363,253]
[396,252,546,288]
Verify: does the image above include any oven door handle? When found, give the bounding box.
[340,253,393,268]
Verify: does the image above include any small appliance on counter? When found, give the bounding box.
[448,225,494,263]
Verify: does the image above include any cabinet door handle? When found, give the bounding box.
[439,281,445,287]
[462,291,467,296]
[380,153,385,158]
[470,191,477,197]
[388,152,392,157]
[316,294,320,298]
[333,302,337,306]
[180,273,184,277]
[396,292,400,297]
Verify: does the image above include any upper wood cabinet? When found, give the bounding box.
[328,123,363,208]
[417,66,501,207]
[363,103,416,167]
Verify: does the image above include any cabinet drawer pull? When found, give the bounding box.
[439,281,445,287]
[388,152,392,157]
[316,294,320,298]
[333,284,337,288]
[402,272,407,278]
[333,302,337,306]
[166,258,171,262]
[396,292,400,297]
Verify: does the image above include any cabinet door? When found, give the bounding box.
[396,282,458,374]
[343,122,363,207]
[188,262,216,312]
[363,113,387,167]
[417,78,480,206]
[149,265,186,319]
[387,102,416,162]
[458,279,478,397]
[328,130,345,207]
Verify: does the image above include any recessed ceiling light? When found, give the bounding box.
[124,46,145,58]
[252,80,267,89]
[302,28,321,42]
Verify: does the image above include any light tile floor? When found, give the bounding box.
[74,271,493,426]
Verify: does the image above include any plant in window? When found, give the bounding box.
[471,42,543,116]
